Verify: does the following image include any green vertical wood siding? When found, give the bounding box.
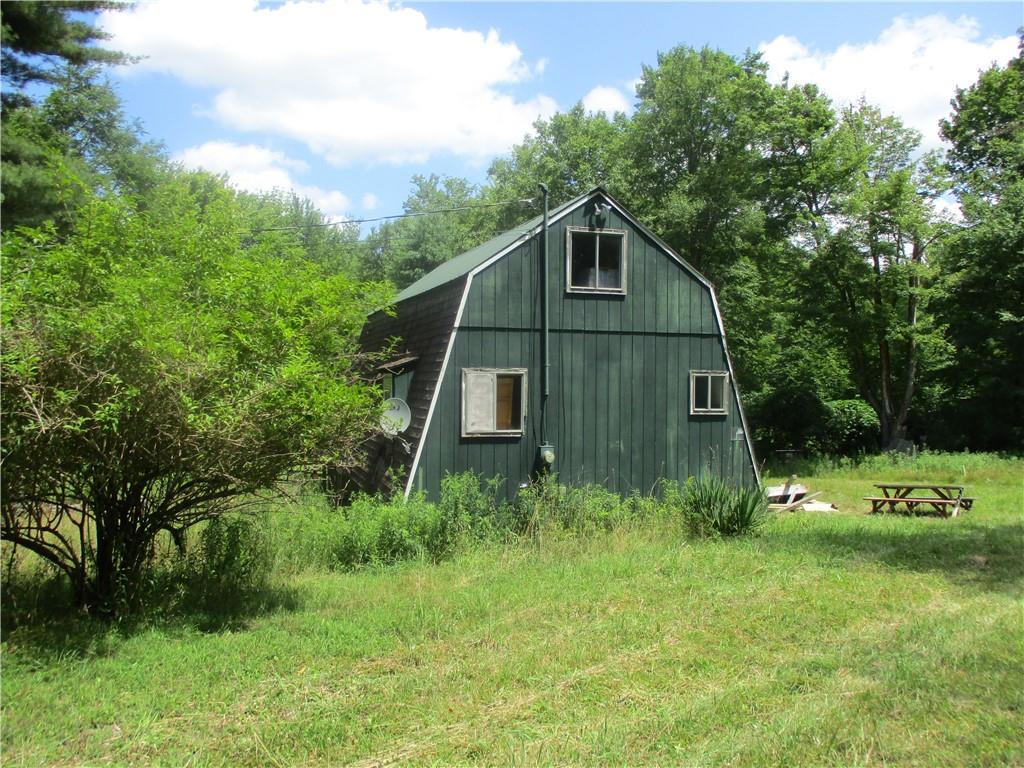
[413,196,756,500]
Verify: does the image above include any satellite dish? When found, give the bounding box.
[380,398,411,435]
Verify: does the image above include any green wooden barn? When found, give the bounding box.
[349,187,759,501]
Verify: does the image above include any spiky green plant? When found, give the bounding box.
[680,476,769,538]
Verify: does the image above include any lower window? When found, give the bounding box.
[462,368,527,436]
[691,371,729,415]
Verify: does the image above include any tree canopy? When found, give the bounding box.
[1,0,127,107]
[932,37,1024,449]
[1,172,391,614]
[0,3,393,615]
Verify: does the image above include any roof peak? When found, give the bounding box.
[393,187,608,303]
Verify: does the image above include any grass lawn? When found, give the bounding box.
[3,455,1022,766]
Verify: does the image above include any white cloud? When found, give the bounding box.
[582,85,632,116]
[760,15,1018,150]
[360,192,380,211]
[102,0,557,166]
[930,194,963,224]
[174,141,352,218]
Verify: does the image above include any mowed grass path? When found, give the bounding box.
[3,461,1022,766]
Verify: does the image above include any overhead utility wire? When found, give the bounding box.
[243,197,536,234]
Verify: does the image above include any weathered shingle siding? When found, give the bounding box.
[338,278,465,498]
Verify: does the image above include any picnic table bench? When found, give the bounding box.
[864,483,974,517]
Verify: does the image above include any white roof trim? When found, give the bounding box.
[467,188,715,292]
[710,286,761,487]
[403,274,473,499]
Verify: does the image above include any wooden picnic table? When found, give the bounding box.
[864,483,973,517]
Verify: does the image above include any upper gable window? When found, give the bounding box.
[566,227,627,294]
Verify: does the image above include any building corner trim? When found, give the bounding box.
[709,286,761,488]
[404,276,474,499]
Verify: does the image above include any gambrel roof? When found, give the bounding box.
[344,186,761,501]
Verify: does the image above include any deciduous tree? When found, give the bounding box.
[1,172,391,615]
[934,38,1024,449]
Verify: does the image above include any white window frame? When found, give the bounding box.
[690,370,729,416]
[461,368,528,437]
[565,226,627,294]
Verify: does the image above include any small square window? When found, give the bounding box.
[567,227,626,293]
[691,371,729,415]
[378,356,417,402]
[462,368,527,436]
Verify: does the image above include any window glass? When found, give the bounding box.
[570,231,597,288]
[710,376,725,411]
[393,369,412,402]
[380,366,414,401]
[495,375,522,430]
[691,371,729,415]
[598,233,622,289]
[568,228,625,292]
[694,375,709,411]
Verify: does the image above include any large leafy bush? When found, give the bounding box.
[0,172,391,614]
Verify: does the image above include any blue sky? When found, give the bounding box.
[99,1,1021,225]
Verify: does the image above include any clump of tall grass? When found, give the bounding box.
[679,476,769,538]
[513,474,679,541]
[436,470,510,546]
[514,474,635,538]
[261,475,489,574]
[172,514,276,615]
[331,493,438,567]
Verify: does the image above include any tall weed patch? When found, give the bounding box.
[514,474,675,539]
[178,514,274,613]
[437,471,510,547]
[264,490,341,574]
[332,493,439,568]
[330,472,511,568]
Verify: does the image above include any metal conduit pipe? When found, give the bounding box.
[538,183,553,462]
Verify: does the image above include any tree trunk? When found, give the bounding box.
[87,505,152,617]
[869,225,901,449]
[893,237,924,445]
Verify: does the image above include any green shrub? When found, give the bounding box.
[263,473,509,573]
[332,493,439,568]
[821,399,880,455]
[510,474,559,539]
[622,487,666,523]
[559,484,626,534]
[437,471,507,547]
[679,476,769,538]
[177,514,274,613]
[513,475,636,538]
